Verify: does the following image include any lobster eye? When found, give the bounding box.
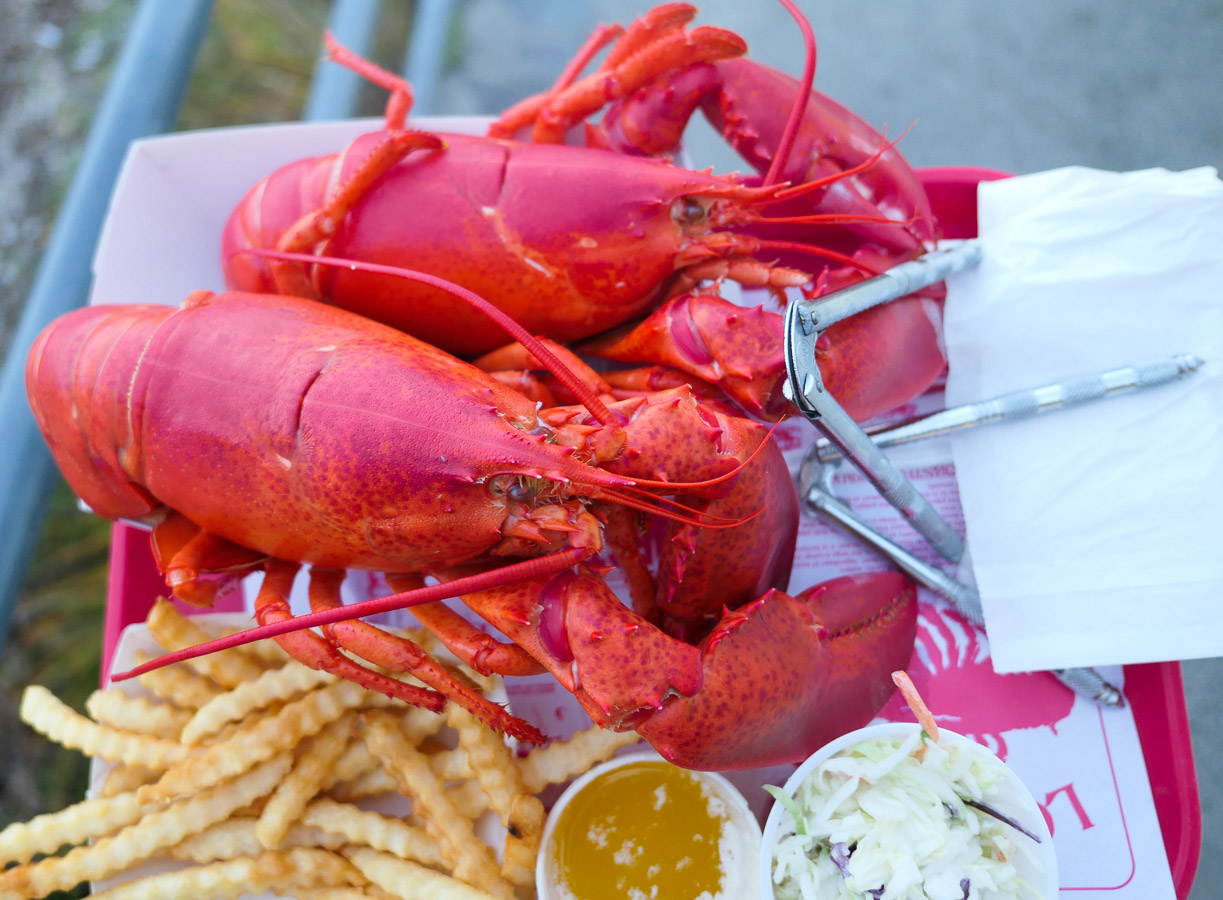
[672,196,710,229]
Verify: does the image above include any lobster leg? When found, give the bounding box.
[151,511,267,607]
[251,560,448,714]
[490,3,702,141]
[404,600,548,678]
[307,568,545,743]
[472,337,612,407]
[324,32,415,130]
[268,131,443,298]
[513,23,747,145]
[488,23,626,140]
[600,365,729,409]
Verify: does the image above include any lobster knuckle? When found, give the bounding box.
[585,423,627,463]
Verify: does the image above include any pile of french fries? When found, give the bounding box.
[0,599,639,900]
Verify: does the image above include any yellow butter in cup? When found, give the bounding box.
[538,751,761,900]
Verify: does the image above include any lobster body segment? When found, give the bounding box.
[28,292,610,574]
[223,132,774,357]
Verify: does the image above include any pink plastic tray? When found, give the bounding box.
[98,166,1202,898]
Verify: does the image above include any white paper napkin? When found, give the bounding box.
[943,166,1223,673]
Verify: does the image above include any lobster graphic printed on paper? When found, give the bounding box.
[878,601,1077,760]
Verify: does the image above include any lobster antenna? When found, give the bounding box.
[240,249,623,429]
[762,0,817,187]
[752,212,921,228]
[591,485,755,529]
[765,127,912,205]
[751,239,883,275]
[112,548,593,680]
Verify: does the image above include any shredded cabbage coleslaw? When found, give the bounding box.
[766,730,1046,900]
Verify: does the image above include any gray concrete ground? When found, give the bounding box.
[431,0,1223,892]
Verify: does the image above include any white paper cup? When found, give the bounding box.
[537,750,763,900]
[759,723,1058,899]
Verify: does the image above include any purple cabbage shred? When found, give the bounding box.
[963,797,1042,842]
[830,841,852,878]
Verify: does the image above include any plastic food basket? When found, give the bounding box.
[97,166,1202,898]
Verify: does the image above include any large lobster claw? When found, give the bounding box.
[637,571,918,770]
[459,568,917,771]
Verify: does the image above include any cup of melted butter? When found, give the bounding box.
[537,751,763,900]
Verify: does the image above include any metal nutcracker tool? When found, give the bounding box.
[782,238,1203,708]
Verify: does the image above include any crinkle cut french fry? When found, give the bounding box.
[361,712,512,900]
[344,846,502,900]
[86,688,194,740]
[255,712,354,849]
[316,707,446,800]
[146,598,267,688]
[0,789,154,866]
[300,798,443,868]
[99,764,159,797]
[446,707,521,823]
[87,846,363,900]
[501,794,546,889]
[429,746,474,781]
[325,765,399,803]
[400,704,448,744]
[180,661,335,745]
[518,723,641,793]
[171,817,346,864]
[0,752,292,900]
[447,705,542,887]
[19,685,194,770]
[445,778,491,821]
[140,680,376,804]
[297,888,399,900]
[134,650,223,709]
[324,737,382,789]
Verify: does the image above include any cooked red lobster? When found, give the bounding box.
[27,287,916,770]
[220,2,947,424]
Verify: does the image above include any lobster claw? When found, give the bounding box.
[635,571,918,770]
[580,292,791,421]
[458,567,916,771]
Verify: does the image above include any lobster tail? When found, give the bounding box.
[26,304,170,520]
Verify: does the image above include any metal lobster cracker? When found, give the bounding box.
[783,239,1203,706]
[782,240,982,562]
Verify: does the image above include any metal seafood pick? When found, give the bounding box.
[810,353,1204,465]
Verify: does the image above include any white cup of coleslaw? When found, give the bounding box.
[758,722,1058,899]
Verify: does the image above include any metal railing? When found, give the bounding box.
[0,0,457,646]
